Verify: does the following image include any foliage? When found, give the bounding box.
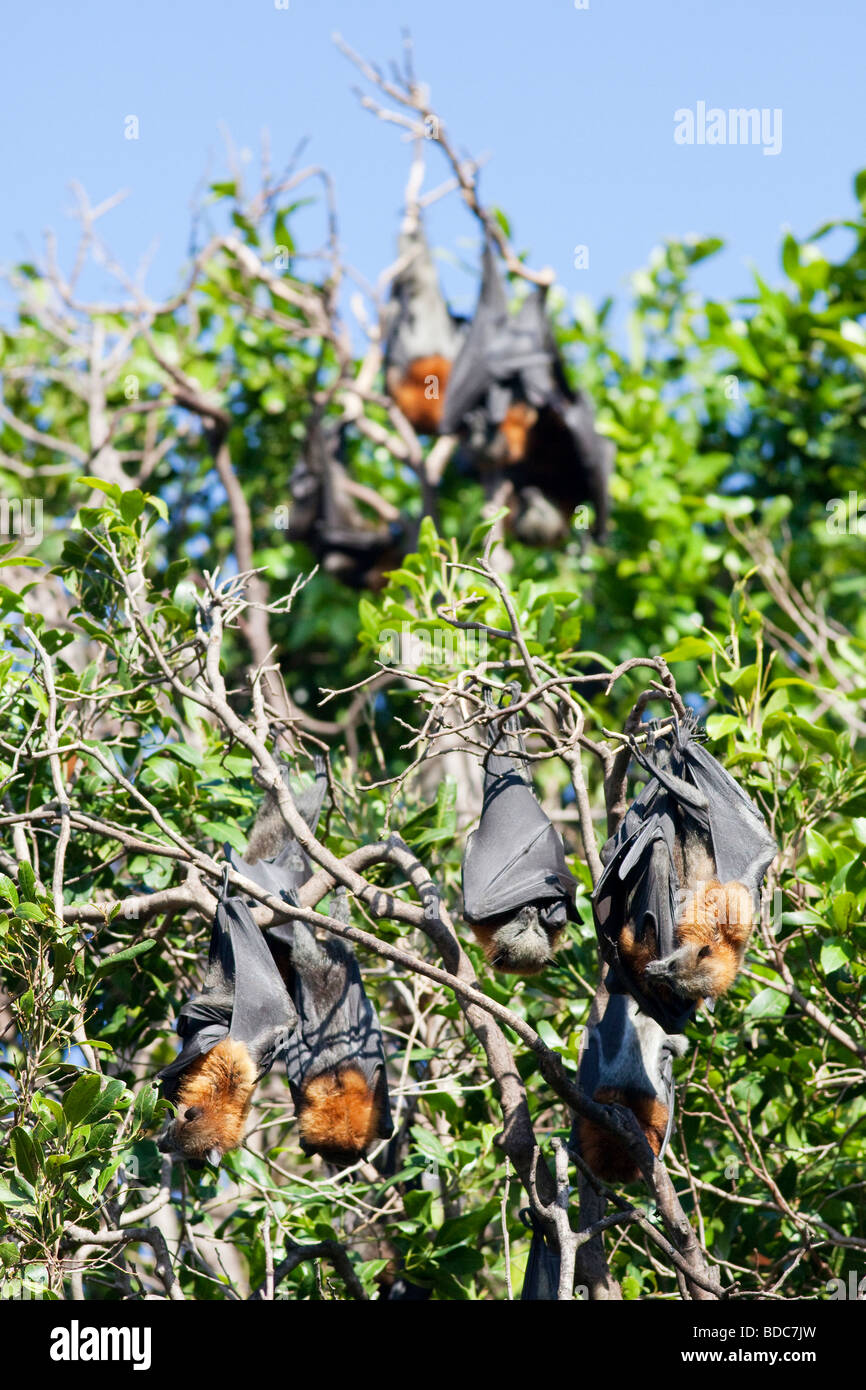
[0,144,864,1300]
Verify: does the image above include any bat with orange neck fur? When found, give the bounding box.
[439,238,613,542]
[571,973,689,1186]
[593,713,777,1033]
[384,215,466,434]
[228,764,394,1167]
[157,885,298,1167]
[268,897,394,1167]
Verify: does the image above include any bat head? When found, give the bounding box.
[157,1107,227,1169]
[509,486,571,546]
[471,904,565,975]
[158,1039,257,1166]
[645,879,755,999]
[296,1063,383,1167]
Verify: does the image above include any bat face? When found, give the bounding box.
[159,1039,257,1166]
[470,904,565,976]
[645,878,755,999]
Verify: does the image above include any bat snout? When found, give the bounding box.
[645,957,673,980]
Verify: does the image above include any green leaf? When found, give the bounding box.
[0,875,18,909]
[62,1073,103,1125]
[536,600,556,646]
[16,902,44,922]
[806,828,835,872]
[661,636,714,662]
[410,1126,450,1168]
[93,940,157,976]
[119,489,145,524]
[744,987,789,1021]
[9,1127,41,1186]
[17,860,37,902]
[132,1085,158,1133]
[820,939,852,975]
[164,558,191,592]
[705,714,740,738]
[77,477,120,503]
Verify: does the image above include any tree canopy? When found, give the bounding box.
[1,50,864,1303]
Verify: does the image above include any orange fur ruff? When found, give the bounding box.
[499,402,538,464]
[675,878,754,996]
[618,919,658,980]
[389,355,452,433]
[578,1086,670,1184]
[298,1065,381,1163]
[618,879,754,999]
[173,1038,257,1160]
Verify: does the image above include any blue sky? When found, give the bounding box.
[2,0,864,322]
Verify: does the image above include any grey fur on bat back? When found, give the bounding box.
[227,756,327,905]
[267,896,394,1150]
[384,217,465,374]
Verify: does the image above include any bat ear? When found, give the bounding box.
[184,1105,204,1122]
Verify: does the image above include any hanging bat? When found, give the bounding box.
[287,422,407,590]
[226,756,328,904]
[593,713,778,1033]
[461,690,580,974]
[520,1209,561,1301]
[571,974,689,1184]
[267,889,394,1166]
[157,885,298,1167]
[384,214,466,434]
[439,239,613,541]
[231,764,391,1163]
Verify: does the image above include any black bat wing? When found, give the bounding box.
[499,286,559,408]
[219,896,297,1076]
[558,394,615,538]
[682,738,778,892]
[158,894,298,1094]
[628,718,777,893]
[593,780,695,1032]
[276,919,393,1139]
[519,1209,561,1301]
[439,241,510,434]
[292,755,328,835]
[385,220,464,371]
[462,707,579,922]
